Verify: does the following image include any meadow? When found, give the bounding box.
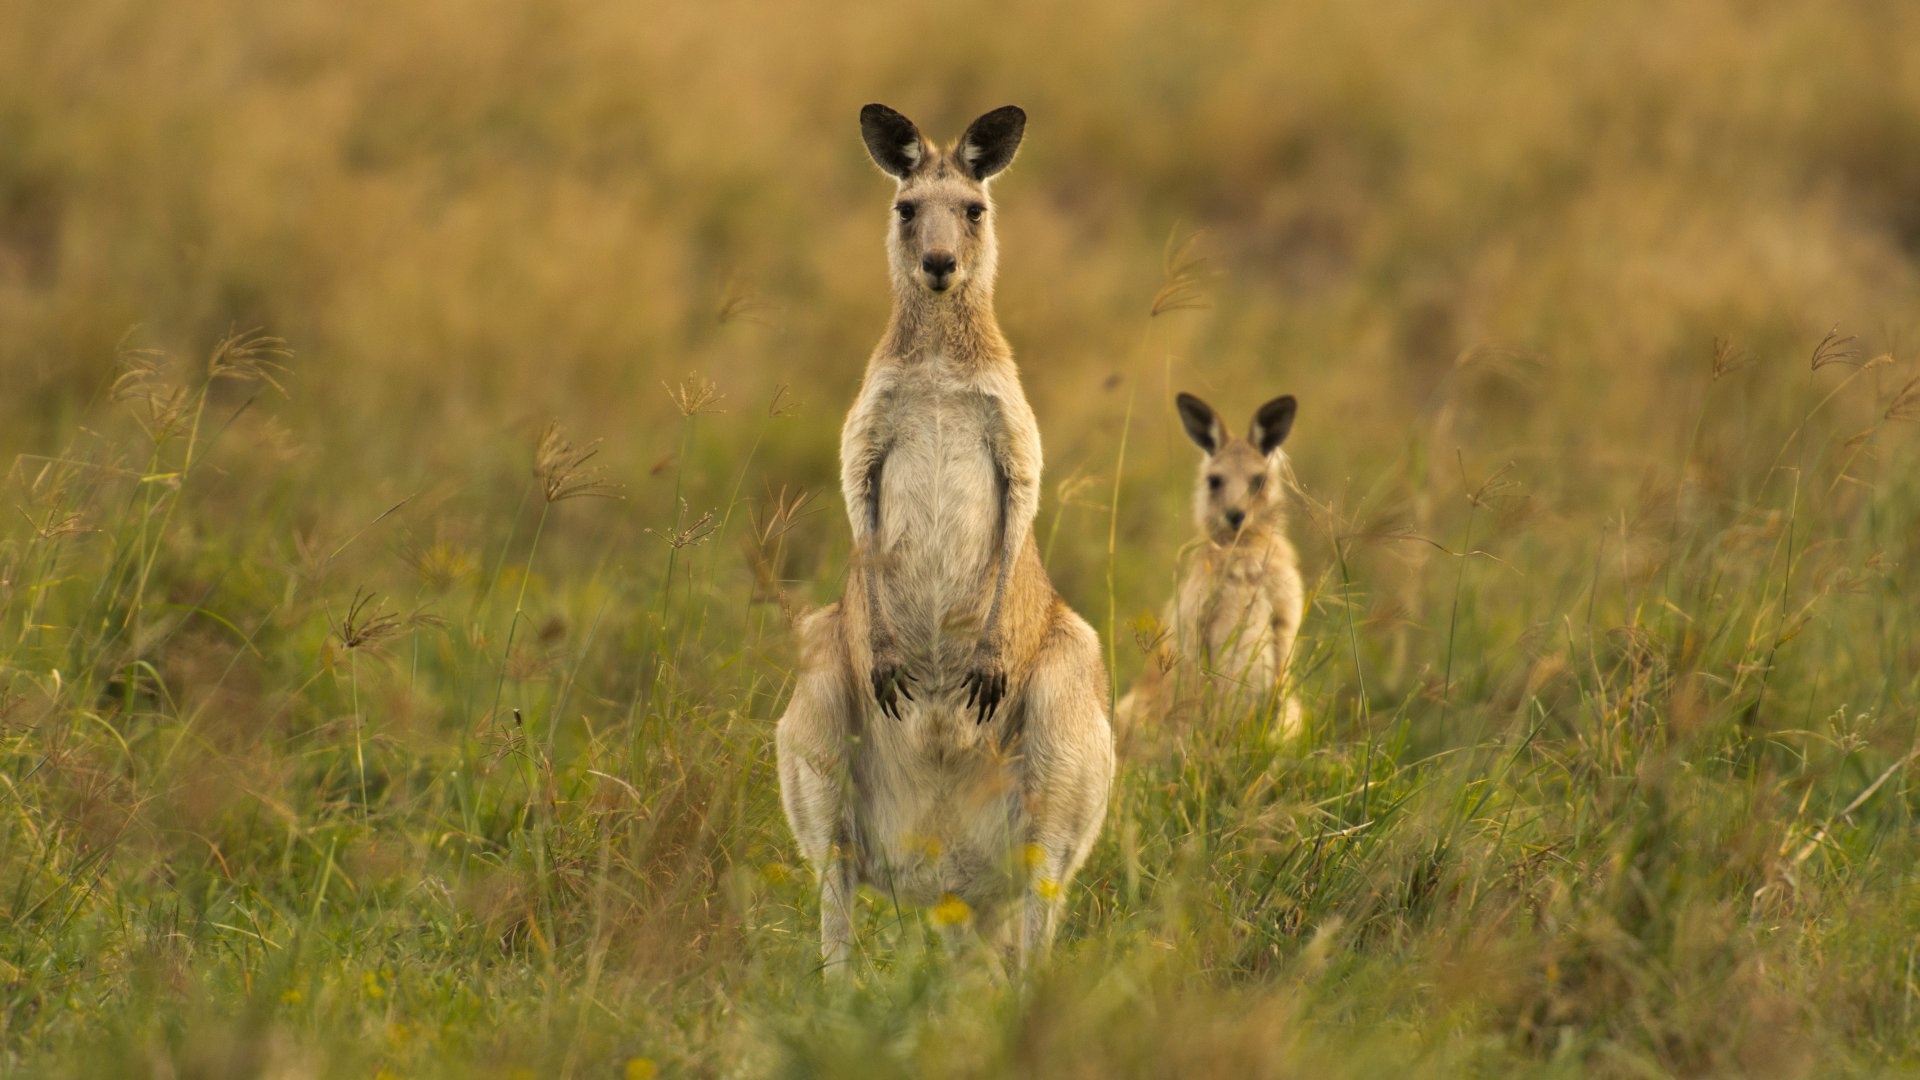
[3,0,1920,1075]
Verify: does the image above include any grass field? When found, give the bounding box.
[4,0,1920,1075]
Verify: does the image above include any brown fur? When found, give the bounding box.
[1117,392,1305,741]
[776,105,1113,975]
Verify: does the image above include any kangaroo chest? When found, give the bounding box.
[1176,546,1281,683]
[872,363,1003,656]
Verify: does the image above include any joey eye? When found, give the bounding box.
[966,204,986,222]
[895,202,916,222]
[1206,475,1223,492]
[1247,475,1266,494]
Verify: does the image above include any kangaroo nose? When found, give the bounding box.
[1225,509,1246,530]
[922,251,957,278]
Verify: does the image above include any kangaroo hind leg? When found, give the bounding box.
[1006,608,1114,973]
[776,605,861,972]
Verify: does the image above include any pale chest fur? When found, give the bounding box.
[833,355,1045,906]
[851,357,1023,666]
[1171,535,1301,689]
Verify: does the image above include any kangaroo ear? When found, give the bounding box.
[1250,395,1297,455]
[1176,393,1225,455]
[958,105,1026,181]
[861,104,928,180]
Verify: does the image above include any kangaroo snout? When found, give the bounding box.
[921,250,958,289]
[1225,509,1246,531]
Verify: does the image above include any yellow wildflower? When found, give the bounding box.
[930,893,972,928]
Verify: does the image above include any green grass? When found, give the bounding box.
[4,0,1920,1074]
[2,321,1916,1078]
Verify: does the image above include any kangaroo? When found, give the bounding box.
[775,104,1114,974]
[1116,392,1305,739]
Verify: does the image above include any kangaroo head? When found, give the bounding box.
[1176,392,1298,545]
[860,103,1025,298]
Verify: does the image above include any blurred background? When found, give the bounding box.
[5,0,1919,628]
[3,0,1919,1074]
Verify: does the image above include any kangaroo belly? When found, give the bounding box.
[853,739,1024,908]
[876,394,999,666]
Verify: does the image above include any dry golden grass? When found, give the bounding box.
[2,0,1919,1076]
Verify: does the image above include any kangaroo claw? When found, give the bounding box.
[871,656,915,720]
[963,657,1007,724]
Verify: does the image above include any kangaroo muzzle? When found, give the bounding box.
[921,250,958,291]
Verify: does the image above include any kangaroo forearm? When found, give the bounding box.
[977,472,1035,646]
[854,448,894,645]
[1271,616,1299,685]
[979,539,1015,643]
[862,546,890,641]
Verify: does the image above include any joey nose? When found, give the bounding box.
[1225,509,1246,531]
[922,251,957,279]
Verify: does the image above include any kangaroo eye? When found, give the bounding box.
[895,202,916,222]
[966,204,986,222]
[1206,475,1223,492]
[1247,475,1266,493]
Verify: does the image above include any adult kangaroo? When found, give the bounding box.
[776,104,1113,975]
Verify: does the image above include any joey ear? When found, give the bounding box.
[1176,393,1226,455]
[958,105,1026,181]
[860,103,928,179]
[1249,394,1297,455]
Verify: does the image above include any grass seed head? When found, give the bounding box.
[111,342,191,442]
[1809,326,1862,371]
[766,383,799,418]
[664,373,724,417]
[405,538,479,591]
[1151,228,1214,317]
[715,276,778,328]
[1882,374,1920,423]
[333,588,404,652]
[206,327,292,396]
[534,421,622,503]
[1711,335,1755,380]
[649,502,717,550]
[750,484,821,549]
[18,509,91,541]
